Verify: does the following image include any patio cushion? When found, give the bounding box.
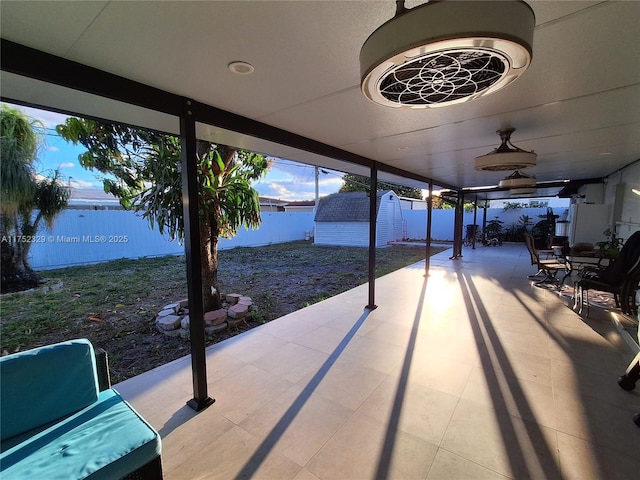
[0,339,99,442]
[0,388,161,480]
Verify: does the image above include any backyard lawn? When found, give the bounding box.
[0,241,447,383]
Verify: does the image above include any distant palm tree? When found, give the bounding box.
[1,105,70,292]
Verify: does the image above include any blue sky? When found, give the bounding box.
[5,103,344,201]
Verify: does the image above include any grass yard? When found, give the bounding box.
[0,241,447,383]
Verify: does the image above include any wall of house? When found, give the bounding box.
[600,160,640,241]
[29,210,315,270]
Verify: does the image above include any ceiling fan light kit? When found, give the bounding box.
[474,127,537,171]
[509,187,536,196]
[499,169,536,188]
[360,0,535,108]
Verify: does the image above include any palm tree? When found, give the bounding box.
[1,105,70,292]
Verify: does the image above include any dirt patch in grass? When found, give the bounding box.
[0,241,447,383]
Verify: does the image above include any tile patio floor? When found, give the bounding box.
[115,244,640,479]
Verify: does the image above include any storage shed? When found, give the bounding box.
[314,190,404,247]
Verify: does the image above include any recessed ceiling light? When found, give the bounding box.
[228,61,255,75]
[360,0,535,108]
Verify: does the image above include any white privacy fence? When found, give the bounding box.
[29,210,315,270]
[403,207,568,241]
[29,206,567,270]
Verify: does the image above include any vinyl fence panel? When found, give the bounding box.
[29,210,315,270]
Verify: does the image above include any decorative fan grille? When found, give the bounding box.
[378,50,507,106]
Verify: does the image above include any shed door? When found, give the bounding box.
[387,197,395,243]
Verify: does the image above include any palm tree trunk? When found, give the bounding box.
[0,210,47,292]
[18,210,40,270]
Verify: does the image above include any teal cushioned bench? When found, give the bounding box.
[0,339,162,479]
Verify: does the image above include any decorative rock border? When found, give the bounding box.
[155,294,254,339]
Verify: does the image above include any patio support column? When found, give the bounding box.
[482,200,488,244]
[459,192,465,256]
[424,179,433,276]
[180,101,214,412]
[450,190,464,259]
[366,162,378,310]
[472,195,478,249]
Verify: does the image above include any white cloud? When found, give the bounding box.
[319,176,344,189]
[47,146,60,153]
[255,174,342,201]
[255,180,304,200]
[58,162,75,169]
[70,179,97,188]
[255,160,344,200]
[269,182,298,199]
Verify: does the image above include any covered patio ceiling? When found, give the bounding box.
[1,1,639,200]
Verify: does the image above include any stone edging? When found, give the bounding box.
[155,293,254,339]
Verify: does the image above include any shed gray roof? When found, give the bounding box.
[314,190,392,222]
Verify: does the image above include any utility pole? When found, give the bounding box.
[314,166,319,212]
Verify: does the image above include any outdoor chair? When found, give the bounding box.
[0,339,162,479]
[618,353,640,427]
[523,233,567,288]
[617,314,640,427]
[573,231,640,316]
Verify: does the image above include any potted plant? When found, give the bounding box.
[484,217,503,246]
[531,218,552,249]
[596,228,624,257]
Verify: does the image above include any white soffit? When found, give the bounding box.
[0,72,179,135]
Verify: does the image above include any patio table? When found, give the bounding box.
[554,249,612,288]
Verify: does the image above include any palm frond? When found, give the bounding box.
[36,171,71,229]
[0,105,42,215]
